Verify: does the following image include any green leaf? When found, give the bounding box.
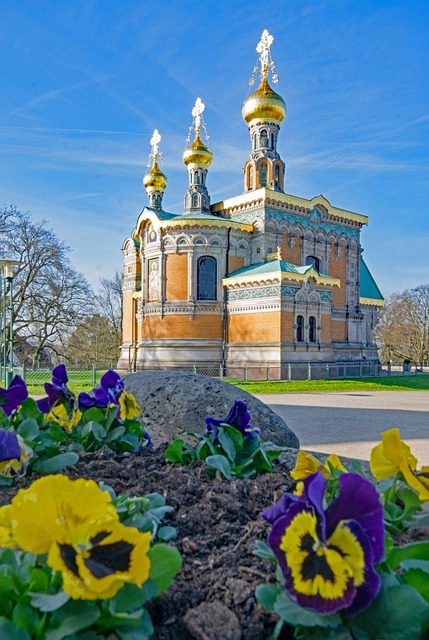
[116,609,154,640]
[409,512,429,528]
[12,604,39,635]
[104,426,126,442]
[148,543,182,595]
[85,422,106,441]
[350,582,429,640]
[255,583,283,613]
[30,590,70,612]
[274,591,342,628]
[81,407,105,424]
[29,567,50,593]
[253,540,276,563]
[205,454,232,479]
[46,601,100,640]
[0,618,31,640]
[165,439,185,464]
[404,568,429,603]
[252,448,273,473]
[17,397,44,421]
[157,526,177,542]
[32,452,79,473]
[387,541,429,570]
[109,584,145,614]
[218,429,238,462]
[17,418,40,440]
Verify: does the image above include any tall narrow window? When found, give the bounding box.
[247,165,253,190]
[197,256,217,300]
[275,165,280,187]
[309,316,317,343]
[306,255,320,271]
[271,133,275,148]
[260,163,267,187]
[296,315,304,342]
[192,194,199,207]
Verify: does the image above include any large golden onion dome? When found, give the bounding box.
[242,76,286,126]
[183,130,213,167]
[143,157,167,192]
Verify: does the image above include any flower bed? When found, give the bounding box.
[1,368,429,639]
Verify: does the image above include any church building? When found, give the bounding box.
[119,31,384,373]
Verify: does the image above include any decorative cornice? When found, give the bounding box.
[211,188,368,226]
[159,218,253,232]
[360,296,385,307]
[223,267,340,289]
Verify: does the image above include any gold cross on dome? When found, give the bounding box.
[150,129,161,157]
[256,29,274,68]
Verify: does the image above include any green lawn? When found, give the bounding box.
[232,376,429,394]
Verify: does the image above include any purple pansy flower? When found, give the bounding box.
[0,430,20,462]
[37,364,74,413]
[0,375,28,416]
[78,370,124,410]
[205,400,260,444]
[262,472,384,617]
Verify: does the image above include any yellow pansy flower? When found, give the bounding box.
[48,521,151,600]
[370,428,429,501]
[46,403,82,431]
[8,475,118,554]
[118,391,141,421]
[291,449,347,481]
[0,505,16,548]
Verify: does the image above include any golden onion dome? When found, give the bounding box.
[242,76,286,126]
[143,157,167,192]
[182,130,213,167]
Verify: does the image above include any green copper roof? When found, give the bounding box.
[226,259,332,279]
[360,259,384,300]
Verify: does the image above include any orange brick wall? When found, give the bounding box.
[282,233,301,265]
[281,311,295,342]
[165,254,188,301]
[122,292,135,342]
[228,256,244,274]
[228,312,280,343]
[320,315,331,343]
[329,244,347,307]
[140,315,223,339]
[331,319,347,341]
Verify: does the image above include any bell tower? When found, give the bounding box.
[242,30,286,193]
[182,98,213,214]
[143,129,167,209]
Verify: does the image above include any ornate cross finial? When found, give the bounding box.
[150,129,161,157]
[186,97,210,144]
[147,129,164,167]
[192,97,205,131]
[249,29,279,86]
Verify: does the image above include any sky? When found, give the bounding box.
[1,0,428,296]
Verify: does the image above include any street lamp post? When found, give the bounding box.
[0,260,20,388]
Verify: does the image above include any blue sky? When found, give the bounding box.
[1,0,428,295]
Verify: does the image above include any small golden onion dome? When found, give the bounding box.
[143,157,167,192]
[242,76,286,126]
[183,130,213,167]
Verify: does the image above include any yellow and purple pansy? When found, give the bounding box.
[205,400,260,444]
[37,364,76,414]
[0,430,32,477]
[262,472,384,616]
[291,450,347,481]
[0,375,28,416]
[78,370,141,422]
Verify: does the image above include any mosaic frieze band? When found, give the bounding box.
[227,285,332,302]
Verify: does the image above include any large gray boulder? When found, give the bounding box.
[122,371,299,448]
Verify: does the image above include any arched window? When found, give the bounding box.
[260,129,268,147]
[253,133,256,150]
[271,133,275,148]
[309,316,317,343]
[197,256,217,300]
[260,163,268,187]
[247,165,253,190]
[192,194,199,207]
[306,255,320,272]
[275,165,280,187]
[296,315,304,342]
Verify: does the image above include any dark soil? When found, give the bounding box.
[0,445,298,640]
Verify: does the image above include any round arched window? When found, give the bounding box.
[197,256,217,300]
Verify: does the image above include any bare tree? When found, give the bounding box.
[0,206,92,367]
[376,285,429,364]
[66,314,121,368]
[94,270,123,334]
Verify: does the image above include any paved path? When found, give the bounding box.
[255,391,429,461]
